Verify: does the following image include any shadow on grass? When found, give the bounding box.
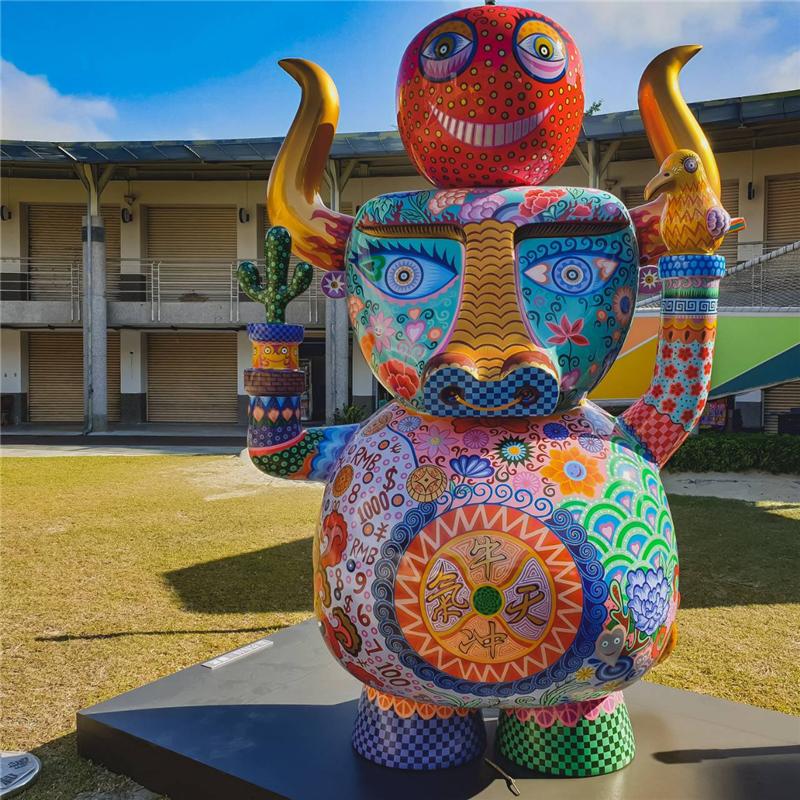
[164,536,314,614]
[36,626,275,642]
[161,496,799,616]
[670,496,800,609]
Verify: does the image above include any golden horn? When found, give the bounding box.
[267,58,353,271]
[638,45,720,198]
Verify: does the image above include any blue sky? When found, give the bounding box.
[1,1,798,142]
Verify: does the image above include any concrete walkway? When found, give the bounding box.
[2,441,797,504]
[663,470,800,504]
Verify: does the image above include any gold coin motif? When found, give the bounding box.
[406,465,448,502]
[332,465,354,497]
[362,410,393,436]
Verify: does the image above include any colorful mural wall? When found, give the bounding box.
[591,313,800,403]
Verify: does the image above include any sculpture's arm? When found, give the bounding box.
[248,413,358,481]
[617,253,725,466]
[244,323,358,481]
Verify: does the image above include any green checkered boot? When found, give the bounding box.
[496,695,635,777]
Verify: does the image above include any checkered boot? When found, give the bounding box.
[351,688,486,770]
[496,693,635,777]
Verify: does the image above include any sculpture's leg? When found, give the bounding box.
[496,692,634,777]
[352,687,485,770]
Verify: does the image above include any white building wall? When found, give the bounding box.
[1,328,23,393]
[119,329,145,394]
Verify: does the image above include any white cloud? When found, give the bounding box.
[757,48,800,92]
[543,0,755,51]
[0,60,117,141]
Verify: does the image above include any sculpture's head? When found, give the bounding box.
[644,148,709,201]
[396,4,584,188]
[266,26,720,418]
[346,187,638,417]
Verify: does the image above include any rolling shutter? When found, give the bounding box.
[765,174,800,249]
[145,206,237,301]
[27,204,120,299]
[107,331,121,423]
[763,380,800,435]
[146,332,238,422]
[28,331,83,422]
[27,330,120,423]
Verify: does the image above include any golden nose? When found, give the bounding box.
[432,219,552,382]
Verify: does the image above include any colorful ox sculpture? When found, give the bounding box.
[240,2,739,777]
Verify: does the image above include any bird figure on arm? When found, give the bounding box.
[644,148,746,256]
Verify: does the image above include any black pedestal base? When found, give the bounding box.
[77,621,800,800]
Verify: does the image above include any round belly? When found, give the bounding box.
[314,402,678,707]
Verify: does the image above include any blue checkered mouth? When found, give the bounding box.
[422,366,560,417]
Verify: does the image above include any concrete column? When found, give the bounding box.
[83,214,108,431]
[326,297,350,423]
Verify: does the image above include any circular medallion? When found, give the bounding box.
[332,465,353,497]
[406,465,448,502]
[394,504,584,683]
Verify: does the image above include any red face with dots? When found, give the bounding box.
[396,4,584,188]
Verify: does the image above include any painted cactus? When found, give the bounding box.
[238,226,313,323]
[240,3,740,777]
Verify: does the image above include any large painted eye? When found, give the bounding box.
[553,257,592,294]
[683,155,698,173]
[378,254,456,299]
[518,247,620,297]
[514,19,567,82]
[420,21,476,81]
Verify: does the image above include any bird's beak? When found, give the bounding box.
[644,171,674,202]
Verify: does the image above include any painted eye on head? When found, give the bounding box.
[683,155,698,173]
[356,241,460,301]
[514,20,567,82]
[521,253,619,296]
[420,21,476,81]
[552,257,592,294]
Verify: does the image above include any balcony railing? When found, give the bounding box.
[636,240,800,311]
[0,257,82,319]
[2,257,326,324]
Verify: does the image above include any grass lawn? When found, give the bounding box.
[2,454,799,799]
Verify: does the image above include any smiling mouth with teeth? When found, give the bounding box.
[429,103,554,148]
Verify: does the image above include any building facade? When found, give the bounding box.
[2,90,799,431]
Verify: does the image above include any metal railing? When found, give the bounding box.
[0,257,82,319]
[2,257,325,324]
[637,240,800,311]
